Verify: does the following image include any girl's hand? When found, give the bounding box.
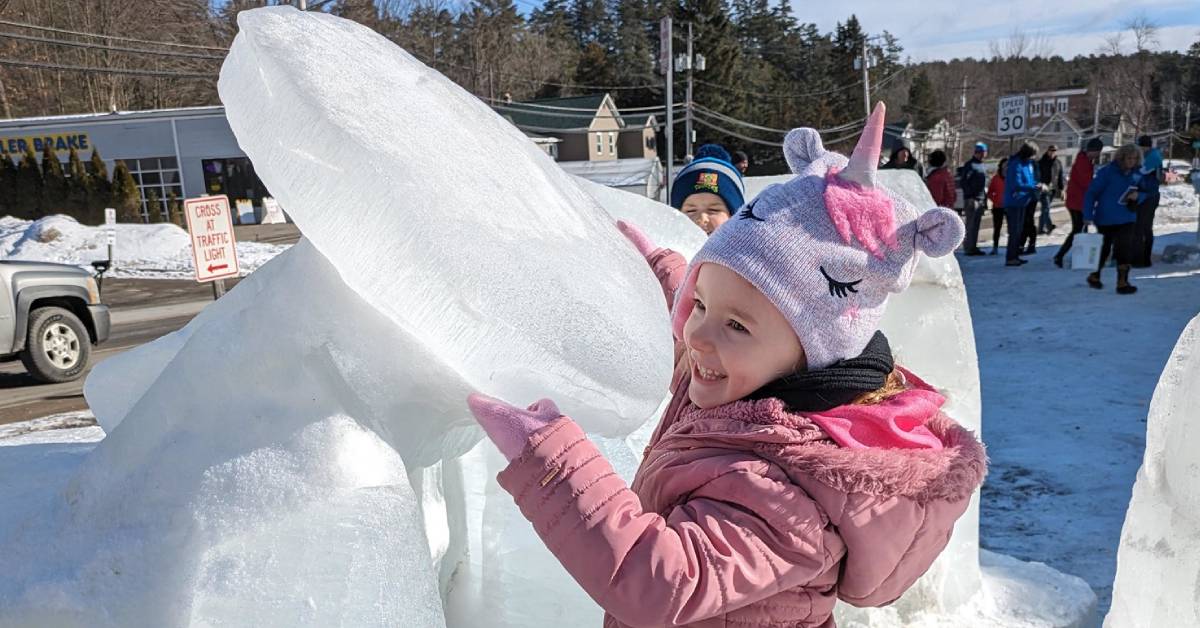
[466,393,562,462]
[617,220,658,259]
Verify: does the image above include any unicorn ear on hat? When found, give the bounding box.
[914,207,965,257]
[783,128,826,173]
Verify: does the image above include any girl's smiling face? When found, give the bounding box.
[683,263,806,409]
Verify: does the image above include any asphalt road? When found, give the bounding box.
[0,278,240,426]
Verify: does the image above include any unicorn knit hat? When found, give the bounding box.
[671,102,964,369]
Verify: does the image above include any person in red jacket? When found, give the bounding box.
[1054,138,1104,267]
[925,150,957,209]
[986,158,1008,254]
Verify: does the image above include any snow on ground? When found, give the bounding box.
[0,214,289,279]
[967,184,1200,616]
[0,410,101,446]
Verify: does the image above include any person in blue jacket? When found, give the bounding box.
[1002,142,1041,266]
[1131,135,1163,267]
[1082,143,1142,294]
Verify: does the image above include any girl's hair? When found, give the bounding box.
[928,150,947,168]
[996,157,1008,179]
[1114,144,1142,169]
[852,369,909,405]
[1017,141,1039,160]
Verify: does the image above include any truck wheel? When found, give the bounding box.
[20,306,91,384]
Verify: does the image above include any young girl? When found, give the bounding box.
[987,157,1008,254]
[467,103,986,628]
[671,144,746,235]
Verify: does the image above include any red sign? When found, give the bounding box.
[184,195,240,283]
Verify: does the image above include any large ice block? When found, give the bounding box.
[1105,315,1200,627]
[219,7,672,438]
[575,176,707,260]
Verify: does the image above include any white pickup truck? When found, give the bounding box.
[0,260,110,383]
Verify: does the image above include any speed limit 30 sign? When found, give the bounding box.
[997,95,1027,136]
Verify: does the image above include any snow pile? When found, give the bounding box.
[1157,184,1199,227]
[0,214,288,278]
[1105,315,1200,627]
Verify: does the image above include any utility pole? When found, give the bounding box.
[1092,91,1101,136]
[685,23,694,159]
[957,76,968,163]
[1169,99,1176,160]
[661,17,674,202]
[860,38,871,119]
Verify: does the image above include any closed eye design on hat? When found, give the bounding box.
[820,266,862,298]
[737,198,764,221]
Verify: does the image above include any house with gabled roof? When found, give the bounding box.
[618,113,659,161]
[495,93,624,162]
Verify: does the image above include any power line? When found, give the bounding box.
[692,103,866,135]
[690,114,784,147]
[0,18,228,52]
[0,58,217,79]
[0,30,227,60]
[482,96,668,113]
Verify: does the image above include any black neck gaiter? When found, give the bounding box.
[746,331,894,413]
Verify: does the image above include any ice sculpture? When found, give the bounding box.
[575,176,707,260]
[1105,315,1200,627]
[1,6,679,625]
[218,7,672,438]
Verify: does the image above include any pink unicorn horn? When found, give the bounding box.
[839,101,887,189]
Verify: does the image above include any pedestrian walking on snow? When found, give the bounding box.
[958,143,989,255]
[1037,145,1064,234]
[925,150,956,209]
[1054,138,1103,267]
[1082,143,1142,294]
[1131,135,1163,268]
[1003,142,1040,266]
[987,158,1007,255]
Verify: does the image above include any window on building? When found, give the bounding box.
[128,157,183,221]
[201,157,270,216]
[595,133,602,155]
[1044,100,1055,116]
[608,132,616,155]
[1031,100,1042,117]
[1057,98,1069,113]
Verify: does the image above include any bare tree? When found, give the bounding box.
[1095,15,1160,135]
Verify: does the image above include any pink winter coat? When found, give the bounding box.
[495,251,987,628]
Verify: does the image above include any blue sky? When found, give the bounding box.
[800,0,1199,61]
[217,1,1199,61]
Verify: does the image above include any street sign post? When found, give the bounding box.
[104,208,116,262]
[183,195,240,298]
[997,95,1027,136]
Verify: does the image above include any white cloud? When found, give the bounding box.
[797,0,1199,62]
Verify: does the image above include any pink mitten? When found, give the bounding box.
[617,220,658,258]
[466,393,562,462]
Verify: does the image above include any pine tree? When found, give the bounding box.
[0,153,16,218]
[110,161,143,223]
[611,0,659,107]
[15,146,42,220]
[905,70,939,129]
[40,144,68,217]
[167,189,184,227]
[146,188,164,223]
[66,147,91,223]
[86,149,111,221]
